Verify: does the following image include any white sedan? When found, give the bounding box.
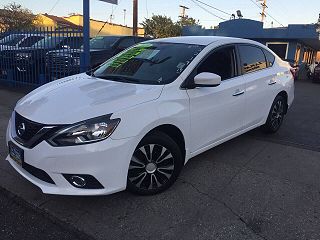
[6,36,294,195]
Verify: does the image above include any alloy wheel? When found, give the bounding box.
[270,99,284,130]
[128,144,175,190]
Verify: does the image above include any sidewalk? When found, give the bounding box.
[1,80,320,240]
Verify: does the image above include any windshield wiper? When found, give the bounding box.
[86,69,95,77]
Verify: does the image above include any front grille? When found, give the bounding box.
[23,162,55,184]
[14,112,64,149]
[46,53,71,69]
[15,112,44,143]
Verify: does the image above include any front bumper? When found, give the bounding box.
[5,117,138,195]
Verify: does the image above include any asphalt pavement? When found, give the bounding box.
[0,188,93,240]
[0,79,320,240]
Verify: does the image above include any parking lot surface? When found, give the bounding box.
[0,80,320,240]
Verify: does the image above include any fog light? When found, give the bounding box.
[70,175,86,187]
[63,174,104,189]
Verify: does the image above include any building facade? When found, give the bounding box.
[35,14,144,37]
[183,19,320,64]
[64,14,144,38]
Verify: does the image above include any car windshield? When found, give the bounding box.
[93,42,204,85]
[81,36,120,49]
[0,34,25,46]
[32,37,63,48]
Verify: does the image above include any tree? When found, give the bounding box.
[177,16,199,27]
[141,15,199,38]
[0,2,37,31]
[141,15,181,38]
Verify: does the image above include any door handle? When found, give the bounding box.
[268,80,276,85]
[233,90,245,96]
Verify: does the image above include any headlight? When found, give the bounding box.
[47,115,120,147]
[73,57,80,66]
[16,52,31,59]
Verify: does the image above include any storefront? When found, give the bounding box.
[183,18,320,65]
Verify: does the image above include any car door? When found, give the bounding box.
[187,45,246,153]
[237,44,276,128]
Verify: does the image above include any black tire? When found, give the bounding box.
[262,95,286,133]
[127,131,183,195]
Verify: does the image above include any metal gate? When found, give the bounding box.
[0,27,84,88]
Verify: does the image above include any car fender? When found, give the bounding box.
[110,83,191,155]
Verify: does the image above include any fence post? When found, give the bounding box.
[81,0,90,72]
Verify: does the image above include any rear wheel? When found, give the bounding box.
[127,131,183,195]
[262,95,286,133]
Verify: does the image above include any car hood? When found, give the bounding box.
[15,73,164,124]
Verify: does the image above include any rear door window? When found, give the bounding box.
[238,45,267,74]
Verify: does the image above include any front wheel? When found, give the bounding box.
[127,131,183,195]
[262,95,286,133]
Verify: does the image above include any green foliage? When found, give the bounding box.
[0,2,37,31]
[141,15,181,38]
[141,15,199,38]
[177,16,199,27]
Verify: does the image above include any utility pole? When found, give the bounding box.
[179,5,189,20]
[258,0,267,23]
[123,9,127,26]
[133,0,138,36]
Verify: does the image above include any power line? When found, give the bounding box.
[192,0,232,17]
[248,0,284,27]
[48,0,61,14]
[95,0,123,37]
[190,0,228,21]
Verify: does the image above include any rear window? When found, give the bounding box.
[89,36,120,49]
[19,36,44,47]
[1,35,24,46]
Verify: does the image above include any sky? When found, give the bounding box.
[1,0,319,28]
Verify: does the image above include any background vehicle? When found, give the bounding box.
[10,36,83,81]
[0,33,45,51]
[312,63,320,83]
[0,34,45,80]
[285,59,299,80]
[308,61,319,79]
[46,35,150,78]
[6,37,294,196]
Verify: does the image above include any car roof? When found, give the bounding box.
[147,36,264,46]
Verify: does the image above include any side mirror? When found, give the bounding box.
[194,72,221,87]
